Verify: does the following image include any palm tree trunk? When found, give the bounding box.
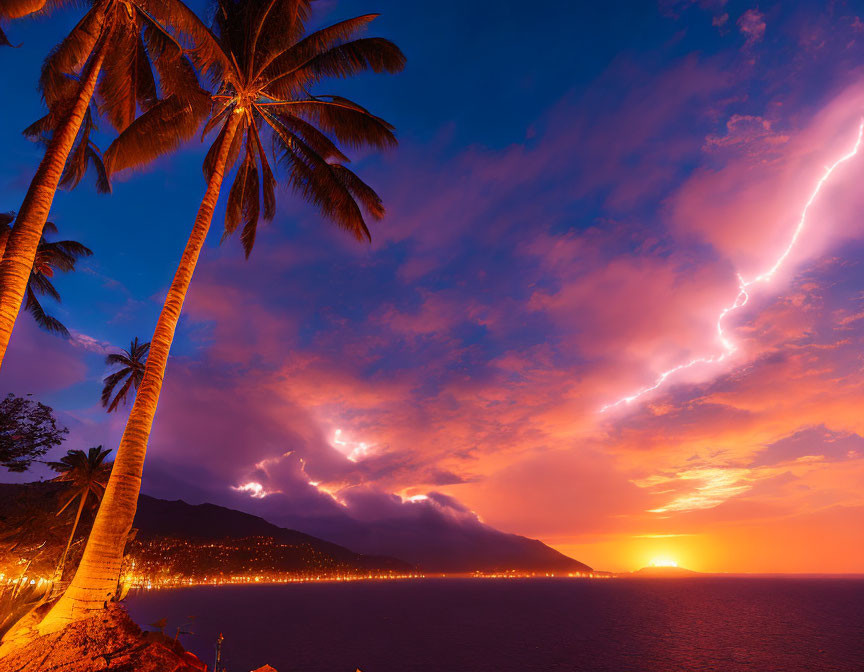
[0,46,106,370]
[40,112,243,631]
[54,494,87,582]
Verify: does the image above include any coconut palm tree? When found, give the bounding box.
[42,0,404,629]
[0,0,209,371]
[47,446,112,581]
[0,216,92,337]
[101,338,149,412]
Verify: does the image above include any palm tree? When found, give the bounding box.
[42,0,404,629]
[0,0,209,371]
[101,338,149,412]
[0,216,92,337]
[47,446,112,581]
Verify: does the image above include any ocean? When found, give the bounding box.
[125,577,864,672]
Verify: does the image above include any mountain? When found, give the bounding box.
[0,482,592,575]
[315,517,592,574]
[0,483,409,580]
[135,496,592,574]
[132,495,409,574]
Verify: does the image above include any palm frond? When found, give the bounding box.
[40,4,106,108]
[96,21,140,132]
[28,272,62,301]
[0,0,47,20]
[247,0,312,70]
[23,108,63,141]
[48,240,93,259]
[87,144,111,193]
[256,13,378,82]
[266,38,405,98]
[270,97,397,150]
[249,121,276,220]
[330,164,385,220]
[105,353,131,366]
[24,286,68,337]
[274,112,348,162]
[136,0,230,84]
[59,107,95,190]
[138,11,211,113]
[106,374,134,413]
[265,111,370,241]
[134,34,158,112]
[203,113,245,180]
[223,133,261,257]
[104,94,207,175]
[100,369,128,407]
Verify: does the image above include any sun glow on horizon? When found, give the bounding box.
[649,556,678,568]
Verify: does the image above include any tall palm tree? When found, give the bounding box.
[0,0,209,371]
[47,446,112,581]
[101,337,149,412]
[42,0,404,629]
[0,216,92,337]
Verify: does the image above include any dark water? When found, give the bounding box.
[126,578,864,672]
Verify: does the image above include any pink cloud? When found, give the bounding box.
[738,8,766,47]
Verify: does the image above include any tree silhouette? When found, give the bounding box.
[101,338,150,412]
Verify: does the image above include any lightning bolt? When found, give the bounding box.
[600,119,864,413]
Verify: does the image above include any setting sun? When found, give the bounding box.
[649,557,679,568]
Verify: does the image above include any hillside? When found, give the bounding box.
[132,495,410,577]
[0,483,592,575]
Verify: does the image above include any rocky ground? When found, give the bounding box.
[0,604,208,672]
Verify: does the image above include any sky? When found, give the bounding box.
[2,0,864,573]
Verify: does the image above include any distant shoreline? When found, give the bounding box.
[123,571,864,592]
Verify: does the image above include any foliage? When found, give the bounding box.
[48,446,113,578]
[107,0,405,256]
[0,216,93,337]
[0,580,51,641]
[24,106,112,194]
[0,393,67,472]
[101,337,150,412]
[48,446,113,508]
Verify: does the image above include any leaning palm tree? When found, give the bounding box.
[1,216,92,337]
[47,446,112,581]
[42,0,404,629]
[101,338,149,412]
[0,0,209,371]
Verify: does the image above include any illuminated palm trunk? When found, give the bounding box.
[41,113,242,631]
[0,47,106,370]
